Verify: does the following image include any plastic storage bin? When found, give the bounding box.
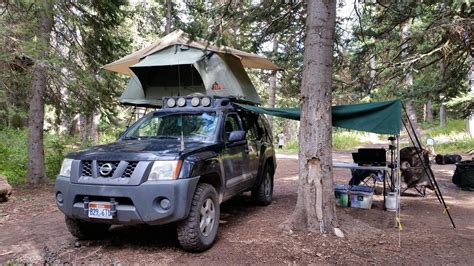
[334,184,350,207]
[349,185,374,209]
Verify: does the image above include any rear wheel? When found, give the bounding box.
[252,165,273,206]
[65,217,111,240]
[177,183,220,252]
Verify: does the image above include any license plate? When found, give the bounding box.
[88,202,113,219]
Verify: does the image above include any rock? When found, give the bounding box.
[334,227,345,238]
[0,175,12,203]
[74,241,81,248]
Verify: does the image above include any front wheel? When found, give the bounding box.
[251,165,274,206]
[177,183,220,252]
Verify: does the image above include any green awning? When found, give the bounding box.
[235,99,402,135]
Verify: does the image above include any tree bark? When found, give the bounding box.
[267,36,278,131]
[79,114,90,143]
[90,111,100,144]
[165,0,172,34]
[27,0,53,185]
[467,55,474,136]
[286,0,338,234]
[439,60,447,128]
[424,100,434,123]
[401,20,419,136]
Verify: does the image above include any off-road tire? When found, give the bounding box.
[251,164,273,206]
[177,183,220,252]
[65,217,111,240]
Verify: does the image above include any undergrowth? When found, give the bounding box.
[0,128,77,184]
[422,119,473,154]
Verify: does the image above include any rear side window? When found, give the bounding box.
[239,111,261,140]
[224,114,242,140]
[258,115,272,142]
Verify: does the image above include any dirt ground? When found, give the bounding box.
[1,151,473,264]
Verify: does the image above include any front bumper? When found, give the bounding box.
[54,176,199,225]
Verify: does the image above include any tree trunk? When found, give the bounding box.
[165,0,172,34]
[90,110,100,144]
[27,0,53,185]
[79,114,90,143]
[424,100,434,123]
[401,20,419,136]
[286,0,338,234]
[468,55,474,136]
[267,36,278,131]
[439,60,447,128]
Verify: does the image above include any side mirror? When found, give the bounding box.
[228,130,246,142]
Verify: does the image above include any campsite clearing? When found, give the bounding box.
[0,150,473,264]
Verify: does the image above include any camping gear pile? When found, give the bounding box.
[435,154,462,165]
[334,184,374,209]
[452,159,474,191]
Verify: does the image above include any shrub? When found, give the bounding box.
[0,128,75,184]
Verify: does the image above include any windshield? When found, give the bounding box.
[124,112,218,142]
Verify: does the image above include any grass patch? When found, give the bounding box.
[421,119,473,154]
[432,133,474,154]
[423,119,467,138]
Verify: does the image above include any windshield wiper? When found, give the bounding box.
[122,136,138,140]
[150,136,179,139]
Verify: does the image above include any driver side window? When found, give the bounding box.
[137,118,160,137]
[224,114,242,141]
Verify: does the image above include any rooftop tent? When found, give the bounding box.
[235,99,402,135]
[103,30,280,107]
[124,45,261,106]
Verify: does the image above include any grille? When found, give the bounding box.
[123,161,138,178]
[97,161,120,177]
[82,161,92,176]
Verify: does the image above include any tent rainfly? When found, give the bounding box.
[102,30,281,107]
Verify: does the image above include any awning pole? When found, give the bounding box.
[396,134,401,247]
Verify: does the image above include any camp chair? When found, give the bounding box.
[349,169,385,188]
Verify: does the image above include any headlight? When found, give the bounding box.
[148,161,181,180]
[59,158,73,177]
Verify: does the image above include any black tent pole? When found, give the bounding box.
[402,105,456,228]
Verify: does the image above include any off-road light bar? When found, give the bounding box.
[177,97,186,107]
[167,98,176,108]
[191,97,200,107]
[201,97,211,107]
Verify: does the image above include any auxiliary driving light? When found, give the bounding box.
[160,198,171,210]
[191,97,200,107]
[56,192,64,204]
[167,98,176,108]
[177,97,186,107]
[201,97,211,107]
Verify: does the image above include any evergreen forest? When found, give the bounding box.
[0,0,473,185]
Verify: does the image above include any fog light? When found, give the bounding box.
[160,198,171,210]
[56,192,64,204]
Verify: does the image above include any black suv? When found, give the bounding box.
[54,96,276,251]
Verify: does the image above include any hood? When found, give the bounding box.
[67,139,215,161]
